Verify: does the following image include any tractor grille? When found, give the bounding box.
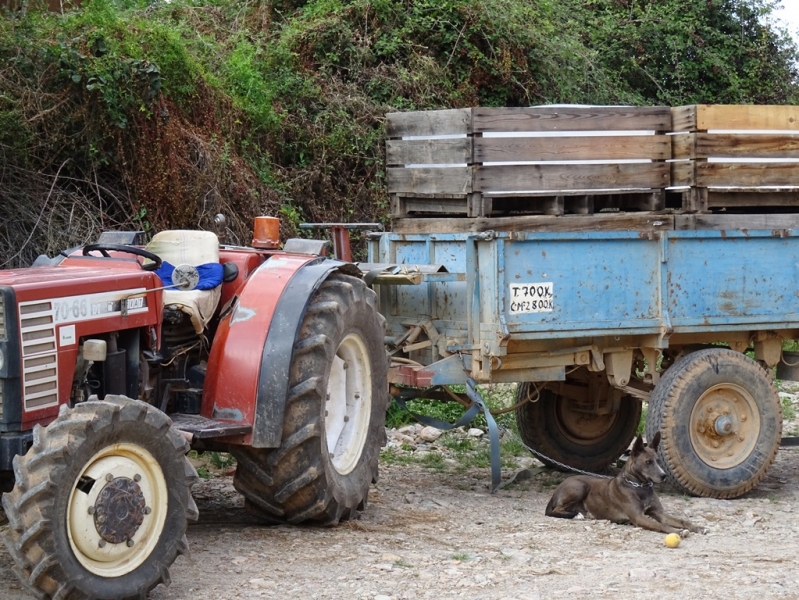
[18,301,58,411]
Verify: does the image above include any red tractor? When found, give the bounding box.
[0,218,389,599]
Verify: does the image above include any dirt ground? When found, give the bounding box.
[2,439,799,600]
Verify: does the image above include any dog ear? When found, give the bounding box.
[650,431,661,451]
[631,435,645,456]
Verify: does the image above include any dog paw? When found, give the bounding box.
[694,526,709,535]
[575,513,585,520]
[679,529,691,538]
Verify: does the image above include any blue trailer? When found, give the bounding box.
[370,104,799,499]
[367,220,791,498]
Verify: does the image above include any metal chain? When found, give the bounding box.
[509,429,613,479]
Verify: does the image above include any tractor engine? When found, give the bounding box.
[148,306,209,414]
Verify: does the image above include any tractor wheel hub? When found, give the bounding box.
[93,477,146,544]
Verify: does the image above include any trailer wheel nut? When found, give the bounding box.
[127,539,135,547]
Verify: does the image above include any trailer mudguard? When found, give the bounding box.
[202,255,359,448]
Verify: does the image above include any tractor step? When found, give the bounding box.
[170,413,252,439]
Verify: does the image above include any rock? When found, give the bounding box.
[564,588,587,595]
[381,553,401,563]
[628,568,653,579]
[393,433,417,445]
[467,428,484,438]
[375,595,392,600]
[419,426,443,442]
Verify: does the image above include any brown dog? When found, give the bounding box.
[545,432,705,535]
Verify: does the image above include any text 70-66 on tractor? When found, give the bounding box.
[0,217,390,600]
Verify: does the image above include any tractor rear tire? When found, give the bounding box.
[232,273,388,525]
[2,396,198,600]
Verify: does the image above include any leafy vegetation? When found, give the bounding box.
[386,384,520,430]
[1,0,798,266]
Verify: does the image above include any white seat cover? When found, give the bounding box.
[146,230,221,333]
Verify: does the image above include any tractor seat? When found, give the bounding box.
[146,230,223,333]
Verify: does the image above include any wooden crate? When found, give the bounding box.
[672,104,799,211]
[386,106,672,217]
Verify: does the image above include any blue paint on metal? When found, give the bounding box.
[371,228,799,382]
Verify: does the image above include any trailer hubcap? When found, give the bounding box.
[67,443,168,577]
[326,333,372,475]
[690,384,760,469]
[554,401,617,445]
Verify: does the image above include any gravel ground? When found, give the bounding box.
[2,390,799,600]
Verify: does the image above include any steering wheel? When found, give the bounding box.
[82,243,163,272]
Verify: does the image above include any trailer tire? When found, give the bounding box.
[645,348,781,498]
[515,382,641,472]
[232,273,388,525]
[2,396,197,600]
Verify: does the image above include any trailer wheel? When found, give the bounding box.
[515,381,641,472]
[2,396,198,600]
[645,348,781,498]
[232,273,388,525]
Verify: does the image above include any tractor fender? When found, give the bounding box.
[202,255,361,448]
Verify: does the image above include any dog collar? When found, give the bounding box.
[623,476,654,489]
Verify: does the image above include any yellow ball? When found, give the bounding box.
[664,533,681,548]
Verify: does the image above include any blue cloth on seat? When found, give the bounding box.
[155,261,224,290]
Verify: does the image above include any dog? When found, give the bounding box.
[545,432,705,535]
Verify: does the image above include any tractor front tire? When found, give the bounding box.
[232,273,388,525]
[2,396,198,600]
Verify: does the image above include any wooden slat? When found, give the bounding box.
[475,135,670,162]
[707,191,799,208]
[387,167,472,195]
[396,198,469,215]
[671,133,695,159]
[670,161,695,186]
[475,163,669,192]
[671,106,698,132]
[672,133,799,159]
[692,162,799,187]
[391,213,675,234]
[386,138,472,166]
[675,213,799,230]
[672,105,799,132]
[472,106,672,133]
[386,109,471,138]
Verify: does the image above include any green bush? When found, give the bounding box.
[1,0,797,267]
